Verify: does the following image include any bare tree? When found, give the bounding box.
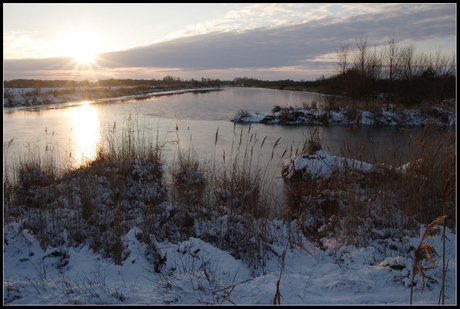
[350,37,382,107]
[345,37,370,105]
[353,37,368,78]
[422,49,457,104]
[397,43,418,80]
[328,34,455,109]
[335,40,350,75]
[396,42,425,107]
[366,44,382,105]
[382,33,401,110]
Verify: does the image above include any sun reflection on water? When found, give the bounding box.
[70,103,100,165]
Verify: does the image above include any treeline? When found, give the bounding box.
[229,77,320,89]
[4,76,323,90]
[4,79,93,88]
[328,35,456,109]
[3,76,227,89]
[3,76,323,90]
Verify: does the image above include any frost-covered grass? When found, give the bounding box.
[3,116,456,305]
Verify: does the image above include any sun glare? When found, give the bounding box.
[58,33,99,65]
[70,103,100,164]
[71,42,96,65]
[75,50,95,63]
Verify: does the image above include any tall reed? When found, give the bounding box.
[282,122,455,250]
[4,113,166,262]
[4,111,454,269]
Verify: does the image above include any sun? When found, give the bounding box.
[70,39,97,64]
[74,49,95,64]
[58,33,99,64]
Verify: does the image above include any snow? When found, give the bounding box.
[3,149,457,305]
[282,150,374,180]
[3,86,220,108]
[2,127,456,304]
[281,149,428,181]
[232,105,456,127]
[3,221,456,305]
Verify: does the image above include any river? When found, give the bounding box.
[3,87,417,184]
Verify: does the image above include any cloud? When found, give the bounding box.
[94,4,454,69]
[4,3,455,81]
[3,31,56,59]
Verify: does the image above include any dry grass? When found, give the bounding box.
[4,114,166,264]
[202,124,283,266]
[4,114,289,268]
[171,146,206,207]
[300,127,324,155]
[4,111,455,271]
[410,215,447,304]
[394,123,456,226]
[282,121,456,249]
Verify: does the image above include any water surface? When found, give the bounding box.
[3,87,414,183]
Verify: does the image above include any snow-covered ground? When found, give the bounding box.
[3,86,220,108]
[232,105,456,127]
[3,149,456,305]
[3,221,456,305]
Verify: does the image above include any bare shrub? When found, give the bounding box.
[272,105,282,113]
[321,94,339,112]
[310,100,317,109]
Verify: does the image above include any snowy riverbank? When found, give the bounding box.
[4,222,456,305]
[231,104,456,127]
[3,86,220,108]
[3,147,456,305]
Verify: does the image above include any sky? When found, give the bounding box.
[3,3,457,82]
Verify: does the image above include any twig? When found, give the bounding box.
[438,259,449,305]
[290,240,314,257]
[209,277,253,305]
[272,247,287,305]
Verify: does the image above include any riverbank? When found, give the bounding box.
[231,102,456,127]
[3,85,220,108]
[3,115,456,305]
[4,147,456,304]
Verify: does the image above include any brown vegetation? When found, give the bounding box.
[282,122,456,248]
[3,114,455,271]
